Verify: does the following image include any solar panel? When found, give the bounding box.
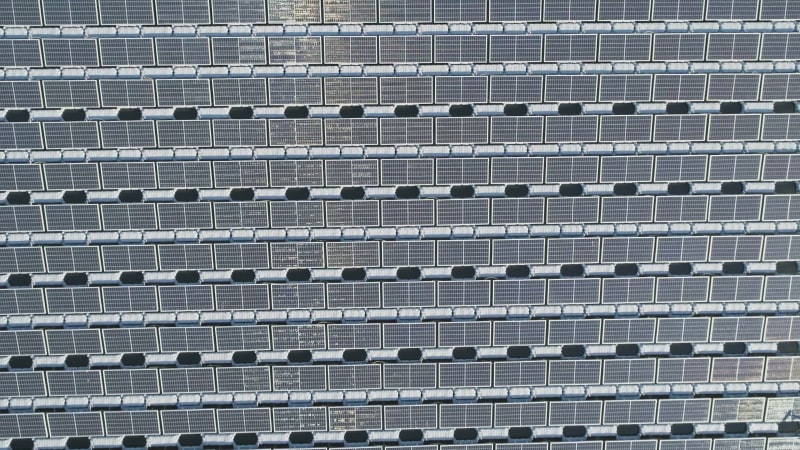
[99,38,155,65]
[545,116,598,143]
[325,202,380,227]
[493,320,546,345]
[102,286,159,312]
[384,405,437,430]
[268,37,322,64]
[546,237,600,264]
[599,75,652,102]
[44,245,102,271]
[489,0,541,20]
[706,0,759,19]
[494,361,547,386]
[492,239,545,264]
[652,0,704,18]
[213,201,270,228]
[45,329,103,354]
[657,398,711,423]
[710,276,764,302]
[707,33,760,61]
[598,0,651,19]
[438,321,491,346]
[382,281,436,307]
[324,36,378,64]
[383,363,437,388]
[600,115,653,142]
[601,197,654,223]
[0,414,48,438]
[0,81,43,108]
[324,77,378,105]
[272,283,326,309]
[492,279,546,305]
[710,357,765,382]
[658,357,711,383]
[159,367,215,393]
[99,79,156,107]
[272,365,325,391]
[489,76,543,103]
[268,0,322,22]
[439,362,492,387]
[653,34,706,61]
[272,324,326,350]
[155,0,210,23]
[548,400,602,425]
[543,0,595,19]
[383,322,436,348]
[217,408,272,432]
[603,400,656,426]
[0,0,42,25]
[157,203,213,229]
[603,318,657,343]
[324,0,377,22]
[544,34,597,62]
[41,80,98,108]
[547,278,601,304]
[212,37,267,64]
[712,398,765,422]
[212,78,267,106]
[328,364,381,389]
[214,284,270,310]
[45,287,102,313]
[380,118,434,144]
[158,326,215,352]
[489,35,542,62]
[439,404,493,428]
[160,409,216,434]
[436,117,489,144]
[98,0,155,24]
[549,319,601,345]
[0,289,46,315]
[269,119,324,146]
[438,280,491,306]
[0,247,45,273]
[327,282,381,308]
[656,277,710,304]
[380,77,433,104]
[155,38,211,65]
[601,237,655,263]
[0,330,46,356]
[104,411,160,436]
[156,120,212,147]
[0,372,46,397]
[216,325,271,351]
[103,369,160,394]
[42,0,98,25]
[434,35,487,63]
[43,122,101,149]
[272,407,327,431]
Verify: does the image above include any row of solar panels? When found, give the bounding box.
[5,155,798,190]
[3,115,800,149]
[1,235,798,271]
[2,75,799,111]
[3,319,799,354]
[3,315,799,351]
[4,34,800,68]
[3,195,798,232]
[4,0,797,26]
[4,274,799,314]
[1,400,798,437]
[3,361,800,398]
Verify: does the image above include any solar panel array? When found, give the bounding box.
[0,0,799,448]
